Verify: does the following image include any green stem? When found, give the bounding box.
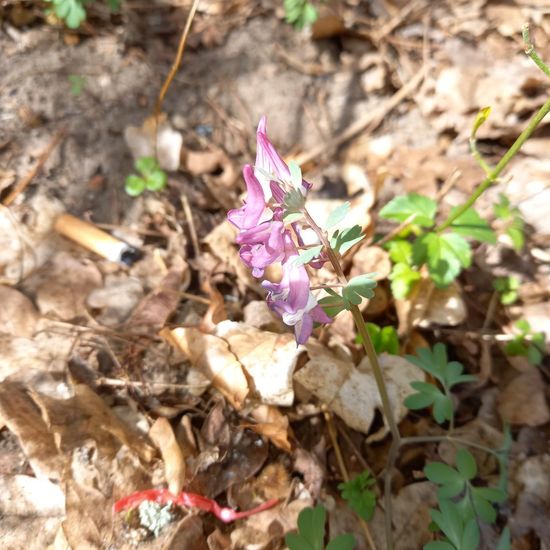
[523,24,550,79]
[302,207,400,549]
[469,137,493,176]
[400,435,498,456]
[436,94,550,232]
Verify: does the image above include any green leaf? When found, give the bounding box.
[339,470,376,522]
[433,394,454,424]
[287,505,326,550]
[288,160,303,190]
[404,391,436,410]
[472,493,497,524]
[493,276,520,305]
[455,449,477,481]
[318,295,345,319]
[527,343,543,365]
[515,319,531,334]
[136,156,159,176]
[424,542,455,550]
[461,518,480,550]
[68,74,85,96]
[125,175,146,197]
[471,106,492,138]
[50,0,86,28]
[496,527,511,550]
[379,326,399,355]
[449,207,496,244]
[507,225,524,251]
[388,262,421,299]
[437,479,466,500]
[386,239,413,264]
[293,245,324,267]
[425,462,461,486]
[430,500,463,548]
[342,274,377,307]
[379,193,437,228]
[145,170,167,192]
[406,343,449,383]
[284,188,306,215]
[330,225,365,255]
[326,202,350,229]
[413,232,472,288]
[472,487,506,504]
[326,534,356,550]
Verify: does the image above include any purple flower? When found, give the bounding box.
[227,165,270,231]
[262,237,332,344]
[228,116,332,344]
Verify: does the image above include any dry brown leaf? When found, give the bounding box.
[0,321,74,383]
[0,194,63,285]
[199,276,228,333]
[0,474,65,517]
[295,342,421,435]
[341,162,376,200]
[498,368,550,427]
[162,326,249,410]
[203,221,257,293]
[149,417,186,495]
[162,515,207,550]
[86,275,144,327]
[22,251,102,320]
[248,404,292,453]
[126,258,189,334]
[0,286,39,337]
[124,114,183,171]
[0,382,65,479]
[395,277,466,335]
[31,384,155,463]
[243,300,282,333]
[215,321,300,406]
[349,246,391,281]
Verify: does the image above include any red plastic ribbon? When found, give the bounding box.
[114,489,279,523]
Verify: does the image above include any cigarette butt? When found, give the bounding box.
[54,214,142,265]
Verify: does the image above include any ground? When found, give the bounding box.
[0,1,549,549]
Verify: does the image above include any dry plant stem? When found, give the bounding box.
[2,128,65,206]
[399,435,498,457]
[323,408,378,550]
[154,0,200,117]
[437,66,550,231]
[302,207,400,550]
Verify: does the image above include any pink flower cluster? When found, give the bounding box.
[228,117,331,344]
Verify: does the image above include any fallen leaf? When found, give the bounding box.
[0,195,63,285]
[295,342,421,436]
[0,285,39,337]
[86,275,144,327]
[150,418,186,495]
[498,368,550,426]
[199,276,228,333]
[349,246,391,281]
[0,474,65,517]
[162,515,207,550]
[124,114,183,171]
[215,321,300,406]
[395,277,466,334]
[243,300,282,333]
[22,251,102,320]
[163,326,249,410]
[126,258,189,334]
[247,404,292,453]
[0,382,65,479]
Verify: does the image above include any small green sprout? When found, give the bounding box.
[505,319,546,366]
[493,276,520,305]
[125,157,167,197]
[286,505,355,550]
[338,470,377,522]
[493,194,525,251]
[284,0,318,29]
[68,74,86,96]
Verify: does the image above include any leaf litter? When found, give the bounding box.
[0,1,549,548]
